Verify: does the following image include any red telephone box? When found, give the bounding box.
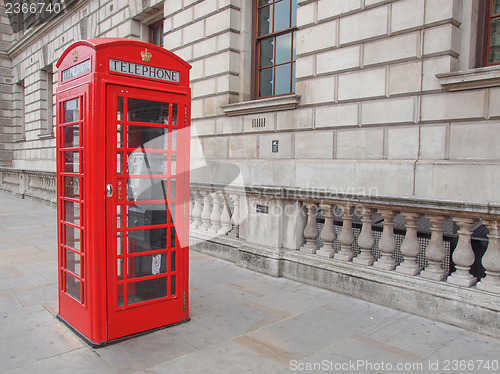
[55,38,191,346]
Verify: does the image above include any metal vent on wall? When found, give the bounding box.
[251,118,266,128]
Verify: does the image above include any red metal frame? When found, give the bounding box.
[56,38,191,346]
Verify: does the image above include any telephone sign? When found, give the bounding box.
[55,39,191,347]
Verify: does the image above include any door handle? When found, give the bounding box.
[106,184,113,197]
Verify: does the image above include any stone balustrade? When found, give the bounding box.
[0,168,57,206]
[189,183,500,312]
[189,183,500,338]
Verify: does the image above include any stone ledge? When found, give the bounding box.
[220,94,300,116]
[189,232,500,339]
[437,65,500,91]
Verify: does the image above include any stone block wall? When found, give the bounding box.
[0,0,13,166]
[166,0,500,203]
[1,0,499,203]
[3,0,165,171]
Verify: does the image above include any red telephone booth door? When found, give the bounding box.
[105,84,189,340]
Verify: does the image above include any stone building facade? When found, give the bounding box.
[1,0,500,337]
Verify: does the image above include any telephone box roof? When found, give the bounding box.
[56,38,191,70]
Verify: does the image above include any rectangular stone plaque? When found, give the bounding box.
[256,204,268,214]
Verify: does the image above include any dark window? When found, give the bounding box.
[487,0,500,64]
[149,19,164,47]
[255,0,298,98]
[478,0,500,66]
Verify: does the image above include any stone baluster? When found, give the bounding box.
[334,205,355,261]
[448,217,477,287]
[210,191,222,233]
[191,191,203,229]
[189,192,194,224]
[218,194,232,235]
[299,202,319,254]
[420,215,447,281]
[373,209,397,270]
[317,203,336,258]
[396,212,422,276]
[228,194,240,238]
[200,191,212,231]
[353,208,375,266]
[477,220,500,292]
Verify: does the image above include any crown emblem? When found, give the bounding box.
[72,50,78,62]
[141,48,152,62]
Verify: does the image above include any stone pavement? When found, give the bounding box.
[0,191,499,374]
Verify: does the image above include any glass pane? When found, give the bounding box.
[292,31,297,60]
[117,124,123,148]
[65,249,82,276]
[65,274,81,302]
[64,201,81,225]
[128,125,169,150]
[63,98,80,123]
[128,98,169,124]
[172,104,178,126]
[276,33,292,64]
[170,227,176,248]
[259,0,272,6]
[117,97,124,121]
[128,277,167,305]
[127,253,167,279]
[274,0,291,32]
[489,18,500,63]
[275,63,292,95]
[292,61,297,93]
[117,258,123,279]
[127,152,168,175]
[117,152,123,174]
[260,37,274,68]
[493,0,500,15]
[170,251,176,272]
[64,176,81,199]
[259,67,273,97]
[117,205,122,228]
[152,25,162,46]
[171,178,176,199]
[258,5,273,36]
[170,202,176,224]
[117,284,124,307]
[127,227,167,252]
[170,274,176,296]
[117,232,124,255]
[63,125,80,148]
[171,154,177,175]
[291,0,298,27]
[171,129,177,150]
[64,225,81,251]
[64,151,80,173]
[127,178,168,201]
[127,204,168,227]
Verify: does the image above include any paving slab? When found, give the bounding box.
[0,192,499,374]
